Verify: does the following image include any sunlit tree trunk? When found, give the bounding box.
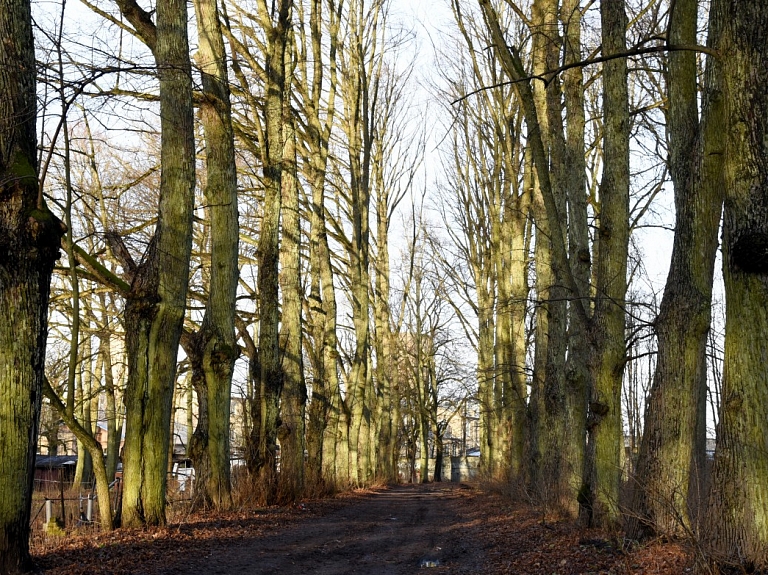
[476,0,587,491]
[562,0,589,519]
[115,0,196,527]
[451,0,499,483]
[703,1,768,570]
[307,155,345,488]
[43,378,113,531]
[528,0,567,502]
[99,310,123,483]
[249,0,291,500]
[0,0,63,569]
[278,71,307,501]
[583,0,630,528]
[300,0,343,491]
[493,118,530,484]
[374,189,397,482]
[83,137,124,484]
[503,172,531,485]
[73,329,94,489]
[341,0,380,485]
[185,0,239,511]
[628,0,724,539]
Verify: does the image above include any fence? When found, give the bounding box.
[29,467,200,549]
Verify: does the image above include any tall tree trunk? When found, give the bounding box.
[308,156,344,489]
[347,108,373,484]
[250,0,290,501]
[374,198,397,483]
[116,0,196,527]
[540,0,572,513]
[278,82,307,502]
[475,0,592,497]
[302,0,342,492]
[0,0,63,569]
[528,0,569,505]
[186,0,240,511]
[504,178,531,486]
[584,0,630,528]
[562,0,590,519]
[628,0,724,540]
[703,0,768,570]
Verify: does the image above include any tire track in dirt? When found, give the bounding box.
[174,484,484,575]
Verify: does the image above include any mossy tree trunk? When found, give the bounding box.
[583,0,630,528]
[299,0,343,491]
[562,0,590,519]
[339,0,381,486]
[528,0,569,503]
[277,69,307,502]
[703,0,768,570]
[628,0,724,540]
[185,0,240,511]
[114,0,196,528]
[249,0,290,501]
[0,1,63,570]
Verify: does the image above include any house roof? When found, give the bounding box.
[35,455,78,468]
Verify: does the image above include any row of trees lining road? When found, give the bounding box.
[436,0,768,571]
[1,0,768,574]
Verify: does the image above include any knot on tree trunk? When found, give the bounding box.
[731,231,768,273]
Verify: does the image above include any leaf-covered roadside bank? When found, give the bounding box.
[34,483,691,575]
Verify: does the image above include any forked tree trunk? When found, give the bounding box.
[116,0,196,527]
[628,0,723,540]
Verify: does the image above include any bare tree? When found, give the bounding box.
[111,0,197,527]
[183,0,240,511]
[0,0,64,569]
[629,0,724,540]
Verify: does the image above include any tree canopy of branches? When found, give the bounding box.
[4,0,768,573]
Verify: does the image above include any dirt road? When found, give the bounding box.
[175,484,484,575]
[37,482,693,574]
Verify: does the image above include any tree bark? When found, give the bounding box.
[583,0,630,528]
[249,0,290,502]
[342,0,378,486]
[0,1,63,570]
[186,0,240,511]
[562,0,590,519]
[277,74,307,502]
[373,173,397,483]
[117,0,196,527]
[628,0,724,540]
[703,0,768,570]
[43,378,113,531]
[528,0,570,505]
[300,0,343,492]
